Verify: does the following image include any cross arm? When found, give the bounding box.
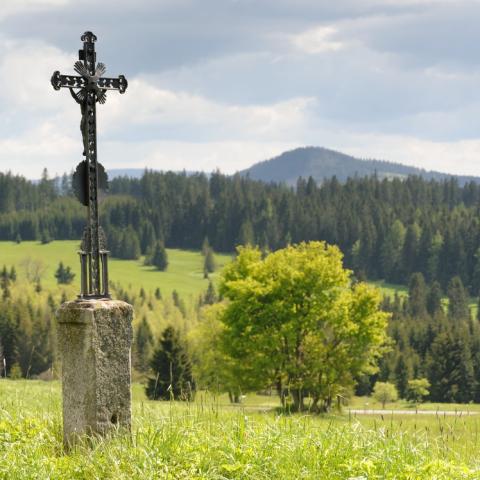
[98,75,128,93]
[51,71,86,90]
[51,71,128,94]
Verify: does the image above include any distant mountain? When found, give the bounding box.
[240,147,480,186]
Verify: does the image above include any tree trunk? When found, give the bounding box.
[228,388,241,404]
[291,388,305,412]
[276,378,287,408]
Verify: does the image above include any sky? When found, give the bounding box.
[1,0,480,178]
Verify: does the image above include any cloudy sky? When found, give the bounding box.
[1,0,480,178]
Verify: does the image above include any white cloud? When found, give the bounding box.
[0,0,69,21]
[290,26,345,54]
[100,78,315,141]
[101,140,300,174]
[0,66,314,177]
[322,132,480,177]
[2,0,480,181]
[0,38,73,113]
[0,120,77,177]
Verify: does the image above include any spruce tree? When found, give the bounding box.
[203,281,217,305]
[428,329,475,403]
[204,248,216,275]
[380,220,405,281]
[0,304,18,376]
[427,281,443,316]
[201,237,210,257]
[9,267,16,282]
[394,354,410,398]
[140,221,156,255]
[54,262,75,284]
[172,290,186,317]
[151,241,168,271]
[122,228,141,260]
[1,278,10,301]
[145,326,195,400]
[402,224,420,281]
[134,316,154,373]
[408,273,427,318]
[447,276,470,321]
[477,295,480,323]
[40,230,51,244]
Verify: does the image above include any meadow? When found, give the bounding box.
[2,380,480,479]
[0,240,232,300]
[3,241,480,478]
[4,240,477,304]
[0,241,410,299]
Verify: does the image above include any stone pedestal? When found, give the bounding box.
[57,299,133,446]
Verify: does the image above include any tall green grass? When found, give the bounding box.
[1,380,480,479]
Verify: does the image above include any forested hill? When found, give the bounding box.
[2,170,480,295]
[240,146,480,186]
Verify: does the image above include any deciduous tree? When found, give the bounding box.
[218,242,390,412]
[373,381,398,408]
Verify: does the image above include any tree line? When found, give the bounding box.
[362,272,480,403]
[2,170,480,293]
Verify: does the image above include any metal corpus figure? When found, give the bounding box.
[51,32,128,298]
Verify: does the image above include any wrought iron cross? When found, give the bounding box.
[51,31,128,299]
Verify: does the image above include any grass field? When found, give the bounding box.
[0,241,415,300]
[2,380,480,479]
[0,241,232,300]
[3,241,477,316]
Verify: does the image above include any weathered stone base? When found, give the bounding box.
[57,299,133,446]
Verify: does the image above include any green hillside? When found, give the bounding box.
[0,240,232,300]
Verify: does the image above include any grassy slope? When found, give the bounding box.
[0,241,232,300]
[2,240,476,314]
[1,380,480,479]
[0,241,413,298]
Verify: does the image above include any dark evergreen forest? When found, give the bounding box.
[2,169,480,293]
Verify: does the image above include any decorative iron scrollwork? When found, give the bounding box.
[51,71,61,90]
[81,31,97,43]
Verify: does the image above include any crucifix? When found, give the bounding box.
[51,31,128,298]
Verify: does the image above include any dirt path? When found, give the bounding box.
[348,409,479,416]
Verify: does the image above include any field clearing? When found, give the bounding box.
[2,241,477,318]
[370,279,408,298]
[0,241,232,300]
[0,242,423,300]
[2,380,480,479]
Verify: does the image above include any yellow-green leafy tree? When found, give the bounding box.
[406,378,430,404]
[217,241,390,412]
[373,381,399,408]
[190,304,243,403]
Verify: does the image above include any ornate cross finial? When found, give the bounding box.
[51,31,128,299]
